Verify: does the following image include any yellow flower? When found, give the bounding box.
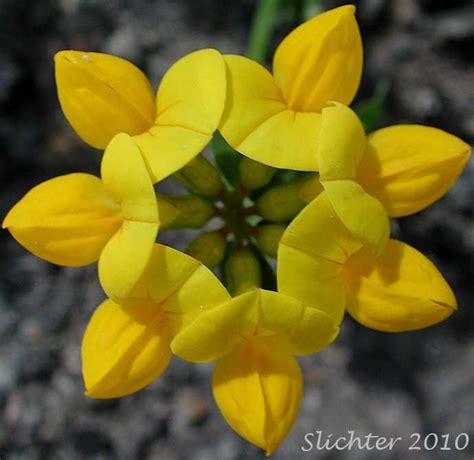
[2,133,160,302]
[55,48,226,182]
[82,243,230,398]
[171,288,337,455]
[302,104,470,253]
[219,5,362,170]
[278,192,457,331]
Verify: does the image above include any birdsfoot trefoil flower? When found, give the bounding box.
[278,192,458,331]
[55,48,227,182]
[82,243,230,398]
[219,5,362,170]
[171,288,338,455]
[3,133,160,301]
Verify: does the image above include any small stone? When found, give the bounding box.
[16,346,58,382]
[0,55,19,104]
[104,20,141,62]
[72,430,115,458]
[401,86,443,119]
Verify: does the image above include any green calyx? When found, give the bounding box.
[160,142,318,291]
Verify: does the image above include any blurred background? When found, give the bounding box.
[0,0,473,459]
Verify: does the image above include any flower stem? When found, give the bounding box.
[246,0,281,64]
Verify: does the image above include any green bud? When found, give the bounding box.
[225,248,261,296]
[174,155,223,198]
[156,195,179,228]
[239,157,276,191]
[256,177,310,222]
[255,224,286,258]
[161,195,215,230]
[186,231,227,269]
[298,174,323,204]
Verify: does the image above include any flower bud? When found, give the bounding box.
[174,155,223,198]
[256,178,309,222]
[239,157,276,191]
[255,224,286,258]
[156,196,178,228]
[186,231,227,269]
[298,174,324,203]
[225,249,261,295]
[161,195,214,230]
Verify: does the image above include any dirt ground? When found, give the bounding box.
[0,0,473,459]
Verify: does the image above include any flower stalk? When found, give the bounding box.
[246,0,281,63]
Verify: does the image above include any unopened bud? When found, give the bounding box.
[255,224,286,258]
[174,155,222,198]
[298,174,323,204]
[239,158,276,191]
[225,249,261,296]
[161,195,214,230]
[156,196,179,228]
[186,231,227,269]
[256,177,314,222]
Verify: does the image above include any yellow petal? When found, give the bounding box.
[134,49,226,182]
[127,244,230,334]
[55,51,155,149]
[170,290,259,363]
[82,298,171,399]
[278,193,362,324]
[279,192,361,265]
[219,55,284,150]
[323,180,390,255]
[277,245,346,325]
[315,103,388,253]
[98,220,158,302]
[257,290,338,355]
[2,174,121,266]
[101,133,158,223]
[344,239,457,332]
[273,5,362,112]
[219,54,321,170]
[172,288,337,362]
[358,125,471,217]
[213,339,302,455]
[316,103,365,180]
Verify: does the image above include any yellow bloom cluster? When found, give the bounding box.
[2,5,470,455]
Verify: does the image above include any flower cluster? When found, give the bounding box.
[2,5,470,455]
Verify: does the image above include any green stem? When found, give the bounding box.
[246,0,281,63]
